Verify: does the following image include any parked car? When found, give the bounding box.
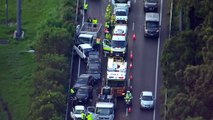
[73,44,93,60]
[74,86,93,104]
[140,91,154,110]
[87,51,101,66]
[70,105,86,120]
[73,74,95,89]
[86,63,101,82]
[144,0,158,12]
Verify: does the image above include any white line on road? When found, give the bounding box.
[77,58,81,77]
[153,0,163,119]
[134,0,137,3]
[132,22,135,31]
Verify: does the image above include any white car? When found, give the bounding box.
[140,91,154,110]
[70,105,86,120]
[73,44,93,59]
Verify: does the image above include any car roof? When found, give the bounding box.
[75,105,85,110]
[89,51,99,55]
[79,44,93,49]
[142,91,153,96]
[79,34,93,38]
[79,74,91,78]
[145,13,159,22]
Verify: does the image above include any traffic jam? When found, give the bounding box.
[70,0,160,119]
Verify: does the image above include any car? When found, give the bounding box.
[144,0,158,12]
[73,74,95,89]
[86,63,101,82]
[74,86,93,104]
[140,91,154,110]
[73,44,93,60]
[70,105,86,120]
[87,51,101,66]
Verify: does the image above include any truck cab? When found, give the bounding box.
[77,34,94,45]
[144,13,160,38]
[73,44,93,60]
[144,0,158,12]
[87,102,115,120]
[112,0,131,11]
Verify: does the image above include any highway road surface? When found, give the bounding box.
[68,0,170,119]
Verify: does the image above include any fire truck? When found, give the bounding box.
[106,56,127,97]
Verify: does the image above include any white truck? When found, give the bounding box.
[70,105,86,120]
[106,56,127,97]
[73,44,93,60]
[114,5,129,24]
[87,102,115,120]
[112,0,131,11]
[76,22,102,47]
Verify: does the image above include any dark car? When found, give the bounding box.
[74,86,93,104]
[86,63,101,83]
[73,74,95,89]
[144,0,158,12]
[87,51,101,66]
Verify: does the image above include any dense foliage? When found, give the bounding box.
[161,0,213,119]
[29,0,76,119]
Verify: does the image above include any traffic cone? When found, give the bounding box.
[130,50,133,60]
[129,62,133,69]
[130,73,133,81]
[132,33,136,41]
[128,107,132,112]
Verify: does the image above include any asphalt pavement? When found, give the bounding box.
[69,0,170,119]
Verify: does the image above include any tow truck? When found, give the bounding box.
[106,56,127,97]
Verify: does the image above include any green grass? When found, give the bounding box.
[0,0,62,120]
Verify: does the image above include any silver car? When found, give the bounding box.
[140,91,154,110]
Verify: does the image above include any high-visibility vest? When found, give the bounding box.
[96,38,101,44]
[105,22,109,28]
[84,3,88,10]
[93,19,98,24]
[81,113,86,119]
[70,88,75,94]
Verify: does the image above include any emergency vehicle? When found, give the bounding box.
[106,56,127,97]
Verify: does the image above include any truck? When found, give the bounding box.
[87,102,115,120]
[106,56,127,97]
[144,12,160,38]
[114,5,129,23]
[70,105,86,120]
[76,22,102,48]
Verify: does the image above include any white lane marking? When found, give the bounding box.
[153,0,163,119]
[132,22,135,31]
[134,0,137,3]
[77,57,81,77]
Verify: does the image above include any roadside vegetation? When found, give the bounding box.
[161,0,213,119]
[0,0,76,119]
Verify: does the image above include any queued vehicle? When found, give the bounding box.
[144,0,158,12]
[140,91,154,110]
[74,86,93,104]
[70,105,86,120]
[86,63,101,83]
[73,44,93,60]
[144,12,160,38]
[87,51,101,66]
[73,74,95,89]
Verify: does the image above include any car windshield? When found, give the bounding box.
[115,0,128,3]
[84,48,93,53]
[76,78,87,84]
[79,37,91,44]
[88,58,100,64]
[146,0,157,3]
[77,88,88,94]
[116,11,127,16]
[146,21,159,29]
[74,110,84,114]
[142,96,153,101]
[96,108,113,115]
[108,80,125,87]
[111,41,126,48]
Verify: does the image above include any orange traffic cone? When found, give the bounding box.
[132,33,136,41]
[129,62,133,69]
[130,73,133,81]
[130,50,133,60]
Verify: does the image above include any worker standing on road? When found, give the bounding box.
[70,88,75,95]
[86,113,93,120]
[92,18,98,27]
[84,3,88,14]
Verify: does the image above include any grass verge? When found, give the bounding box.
[0,0,61,119]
